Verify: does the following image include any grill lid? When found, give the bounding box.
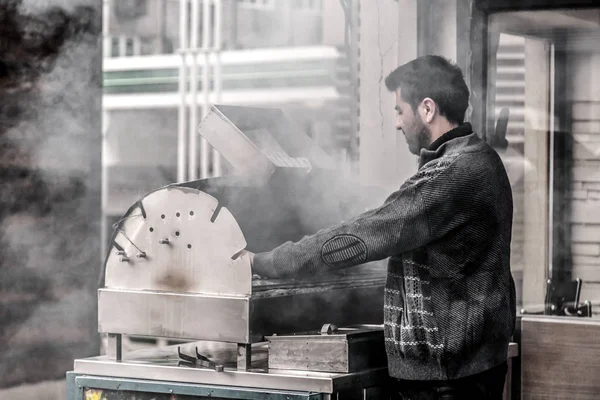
[197,105,335,178]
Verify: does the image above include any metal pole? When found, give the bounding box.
[200,0,211,179]
[101,110,110,263]
[189,0,200,180]
[212,0,222,177]
[548,43,556,282]
[101,0,111,260]
[102,0,111,57]
[177,0,189,182]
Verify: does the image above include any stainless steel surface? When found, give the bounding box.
[98,281,384,344]
[268,327,383,341]
[107,334,122,361]
[197,105,336,177]
[98,289,250,343]
[267,327,386,373]
[237,344,251,371]
[198,107,275,178]
[74,357,388,394]
[74,341,518,394]
[321,323,339,335]
[104,187,251,296]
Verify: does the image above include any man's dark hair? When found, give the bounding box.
[385,55,470,124]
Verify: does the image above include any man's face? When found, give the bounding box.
[395,89,431,155]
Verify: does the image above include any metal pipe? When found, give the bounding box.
[189,0,200,180]
[101,0,111,260]
[548,43,556,282]
[212,0,222,176]
[177,0,188,182]
[200,0,211,179]
[101,110,110,262]
[214,0,222,53]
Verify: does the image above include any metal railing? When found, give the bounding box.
[179,0,223,181]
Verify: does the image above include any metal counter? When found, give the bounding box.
[70,342,518,399]
[72,342,389,395]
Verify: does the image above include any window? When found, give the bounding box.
[108,36,141,57]
[293,0,322,13]
[487,8,600,316]
[239,0,275,10]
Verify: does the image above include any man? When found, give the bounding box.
[245,55,516,399]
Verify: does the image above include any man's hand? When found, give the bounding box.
[238,249,255,267]
[238,249,278,279]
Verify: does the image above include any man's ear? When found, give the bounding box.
[421,98,436,123]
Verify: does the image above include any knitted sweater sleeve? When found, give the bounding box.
[253,156,471,278]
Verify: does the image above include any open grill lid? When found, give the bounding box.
[192,105,388,253]
[198,105,335,179]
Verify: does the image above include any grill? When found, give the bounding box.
[75,105,389,398]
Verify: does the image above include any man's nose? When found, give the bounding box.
[396,116,402,131]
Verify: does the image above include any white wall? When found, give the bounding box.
[358,0,418,189]
[322,0,346,46]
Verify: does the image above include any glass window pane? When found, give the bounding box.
[488,8,600,317]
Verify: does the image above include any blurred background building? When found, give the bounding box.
[101,0,359,251]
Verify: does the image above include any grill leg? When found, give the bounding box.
[237,343,251,371]
[107,333,122,361]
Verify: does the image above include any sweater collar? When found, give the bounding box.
[428,122,473,151]
[418,123,473,167]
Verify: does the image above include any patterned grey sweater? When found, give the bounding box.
[253,123,516,381]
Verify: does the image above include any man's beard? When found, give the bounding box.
[407,118,432,155]
[416,122,432,151]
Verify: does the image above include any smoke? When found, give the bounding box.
[0,0,102,387]
[18,0,95,14]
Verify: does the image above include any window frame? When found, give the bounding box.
[238,0,276,11]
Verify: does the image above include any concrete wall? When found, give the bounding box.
[358,0,417,189]
[424,0,458,61]
[322,0,346,46]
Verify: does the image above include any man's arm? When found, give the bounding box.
[252,156,472,278]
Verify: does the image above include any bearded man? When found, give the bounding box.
[244,55,516,400]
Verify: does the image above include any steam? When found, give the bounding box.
[0,0,102,387]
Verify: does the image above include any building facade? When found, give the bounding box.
[101,0,359,243]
